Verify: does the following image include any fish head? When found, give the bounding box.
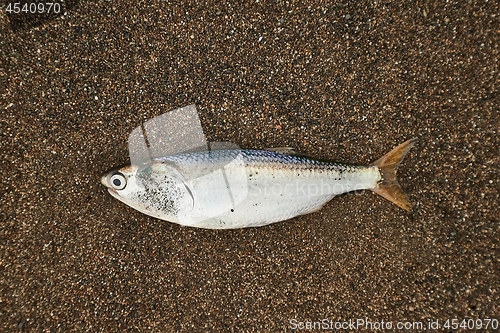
[100,162,195,223]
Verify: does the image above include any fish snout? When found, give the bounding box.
[100,172,111,188]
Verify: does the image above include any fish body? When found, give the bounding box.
[101,139,416,229]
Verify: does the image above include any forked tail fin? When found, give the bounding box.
[370,138,417,211]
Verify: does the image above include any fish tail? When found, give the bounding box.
[369,138,417,211]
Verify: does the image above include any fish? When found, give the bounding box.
[101,139,417,229]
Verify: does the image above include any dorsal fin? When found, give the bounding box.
[265,147,300,155]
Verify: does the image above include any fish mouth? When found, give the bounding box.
[102,176,119,198]
[100,173,109,187]
[100,171,118,189]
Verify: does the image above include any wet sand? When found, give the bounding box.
[1,1,498,331]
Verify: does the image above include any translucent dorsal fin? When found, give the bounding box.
[265,147,300,155]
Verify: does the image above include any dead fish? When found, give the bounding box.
[101,139,416,229]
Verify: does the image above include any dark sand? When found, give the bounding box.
[1,1,498,331]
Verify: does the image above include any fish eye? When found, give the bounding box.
[110,172,127,190]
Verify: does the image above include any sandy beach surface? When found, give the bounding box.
[1,1,498,331]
